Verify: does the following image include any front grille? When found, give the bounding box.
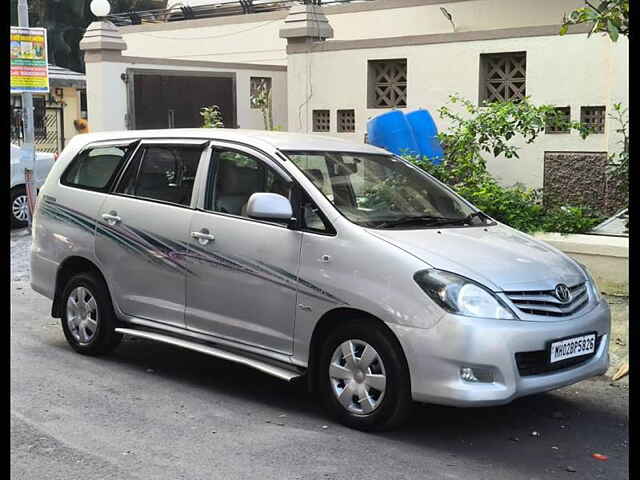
[515,335,602,377]
[505,282,589,317]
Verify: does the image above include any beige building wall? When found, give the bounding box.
[119,0,585,65]
[286,32,628,189]
[84,56,287,133]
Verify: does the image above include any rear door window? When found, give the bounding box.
[115,144,203,207]
[61,145,130,191]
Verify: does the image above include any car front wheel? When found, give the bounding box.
[317,319,412,431]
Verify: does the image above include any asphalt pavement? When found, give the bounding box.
[10,231,628,480]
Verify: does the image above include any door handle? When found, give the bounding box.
[191,229,215,245]
[101,212,121,226]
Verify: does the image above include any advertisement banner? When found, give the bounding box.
[10,26,49,94]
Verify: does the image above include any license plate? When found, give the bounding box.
[549,333,597,364]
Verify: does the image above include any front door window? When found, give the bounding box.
[209,149,291,219]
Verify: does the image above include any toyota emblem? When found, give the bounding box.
[554,284,572,303]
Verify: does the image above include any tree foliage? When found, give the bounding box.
[560,0,629,41]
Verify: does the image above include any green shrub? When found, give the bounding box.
[200,105,224,128]
[406,154,604,234]
[401,95,606,235]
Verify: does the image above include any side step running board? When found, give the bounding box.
[115,328,303,382]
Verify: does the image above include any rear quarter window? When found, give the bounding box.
[61,146,130,191]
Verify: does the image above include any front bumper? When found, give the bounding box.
[389,299,610,407]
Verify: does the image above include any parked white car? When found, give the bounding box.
[10,143,56,228]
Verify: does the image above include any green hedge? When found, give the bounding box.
[406,155,604,234]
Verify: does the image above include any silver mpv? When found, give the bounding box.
[31,129,610,431]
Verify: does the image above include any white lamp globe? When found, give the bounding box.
[90,0,111,18]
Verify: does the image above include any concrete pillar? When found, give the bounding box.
[280,4,333,133]
[279,3,334,45]
[79,21,128,132]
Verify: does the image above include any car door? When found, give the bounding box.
[185,143,302,354]
[95,139,208,328]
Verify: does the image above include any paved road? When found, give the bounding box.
[10,279,628,480]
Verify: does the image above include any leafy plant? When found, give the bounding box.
[402,95,605,234]
[200,105,224,128]
[560,0,629,41]
[251,79,275,131]
[607,103,629,197]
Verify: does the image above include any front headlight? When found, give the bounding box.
[414,269,516,320]
[577,262,602,303]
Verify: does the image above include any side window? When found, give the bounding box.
[288,153,333,200]
[116,145,202,207]
[61,146,129,191]
[300,192,333,234]
[209,149,291,218]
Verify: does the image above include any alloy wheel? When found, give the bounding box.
[12,194,29,222]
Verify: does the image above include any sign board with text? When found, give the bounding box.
[10,26,49,94]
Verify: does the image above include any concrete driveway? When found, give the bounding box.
[11,231,628,480]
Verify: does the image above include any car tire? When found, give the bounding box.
[60,272,123,356]
[316,319,412,431]
[10,186,29,229]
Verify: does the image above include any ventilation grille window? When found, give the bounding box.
[480,52,526,103]
[338,109,355,132]
[313,110,330,132]
[546,107,571,134]
[581,106,606,134]
[250,77,272,109]
[368,59,407,108]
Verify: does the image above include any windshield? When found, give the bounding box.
[284,151,484,229]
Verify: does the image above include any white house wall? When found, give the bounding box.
[119,0,585,65]
[286,33,628,189]
[84,57,287,132]
[121,13,289,66]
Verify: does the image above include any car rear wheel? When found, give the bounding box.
[10,186,29,229]
[60,272,122,356]
[316,319,412,431]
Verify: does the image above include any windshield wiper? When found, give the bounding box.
[375,211,492,229]
[375,215,467,229]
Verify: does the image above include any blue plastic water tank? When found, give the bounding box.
[405,109,445,165]
[366,110,420,157]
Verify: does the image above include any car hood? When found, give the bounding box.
[366,224,585,292]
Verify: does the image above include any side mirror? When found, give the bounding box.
[246,192,294,223]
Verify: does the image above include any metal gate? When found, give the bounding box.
[126,69,237,130]
[10,96,64,153]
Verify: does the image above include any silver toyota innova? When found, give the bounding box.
[31,129,610,431]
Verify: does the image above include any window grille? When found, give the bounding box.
[545,107,571,134]
[313,110,330,132]
[368,59,407,108]
[480,52,526,103]
[581,106,606,134]
[250,77,272,109]
[337,109,355,132]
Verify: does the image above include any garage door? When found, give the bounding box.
[130,71,236,130]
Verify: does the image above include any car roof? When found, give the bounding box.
[75,129,390,155]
